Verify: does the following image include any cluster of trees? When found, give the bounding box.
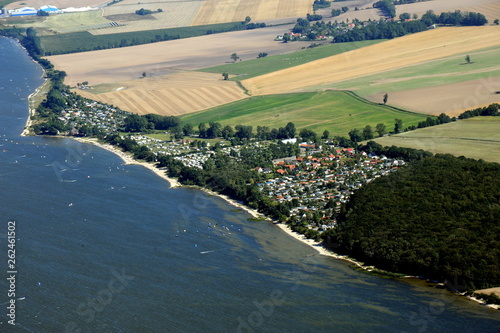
[306,13,323,22]
[331,7,348,17]
[348,123,387,142]
[458,103,499,119]
[360,141,433,161]
[393,0,427,4]
[420,10,488,26]
[322,154,500,290]
[407,113,453,130]
[123,114,180,132]
[335,20,428,42]
[373,0,396,18]
[197,122,299,141]
[135,8,154,15]
[347,119,408,143]
[313,0,331,10]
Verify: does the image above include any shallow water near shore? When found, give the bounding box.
[1,37,499,333]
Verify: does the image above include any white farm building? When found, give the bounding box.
[10,7,37,16]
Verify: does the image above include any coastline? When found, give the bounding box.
[72,136,373,270]
[21,78,50,137]
[71,137,181,188]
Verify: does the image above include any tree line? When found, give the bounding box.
[458,103,500,119]
[322,154,500,290]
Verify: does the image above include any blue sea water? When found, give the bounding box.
[0,37,499,333]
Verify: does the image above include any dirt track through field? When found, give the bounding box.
[242,27,500,96]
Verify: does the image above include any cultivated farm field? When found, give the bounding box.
[325,44,500,115]
[46,25,305,85]
[90,1,204,34]
[242,27,500,96]
[15,10,110,34]
[372,117,500,163]
[180,91,429,136]
[192,0,314,26]
[200,40,385,80]
[77,72,247,116]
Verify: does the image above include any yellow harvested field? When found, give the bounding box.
[192,0,314,25]
[76,72,248,116]
[242,27,500,96]
[372,76,500,117]
[457,2,500,23]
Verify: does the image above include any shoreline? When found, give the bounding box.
[72,137,371,269]
[71,137,181,188]
[21,77,49,137]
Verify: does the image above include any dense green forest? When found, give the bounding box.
[322,154,500,290]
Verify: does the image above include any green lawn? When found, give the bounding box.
[181,90,429,137]
[319,44,500,97]
[372,117,500,163]
[198,40,385,80]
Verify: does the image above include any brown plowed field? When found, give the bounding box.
[77,72,248,116]
[191,0,314,25]
[242,26,500,96]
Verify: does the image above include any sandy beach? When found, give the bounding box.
[21,75,49,137]
[71,137,181,188]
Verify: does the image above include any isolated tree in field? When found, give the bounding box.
[230,53,240,62]
[341,6,349,13]
[394,119,403,134]
[495,19,499,25]
[375,123,386,137]
[257,52,268,58]
[142,72,147,78]
[465,55,471,64]
[383,93,388,104]
[222,72,229,80]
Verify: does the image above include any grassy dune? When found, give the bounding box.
[372,117,500,163]
[181,90,429,136]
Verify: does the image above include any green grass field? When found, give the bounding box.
[199,40,385,80]
[316,44,500,97]
[372,117,500,163]
[181,90,429,137]
[15,11,110,34]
